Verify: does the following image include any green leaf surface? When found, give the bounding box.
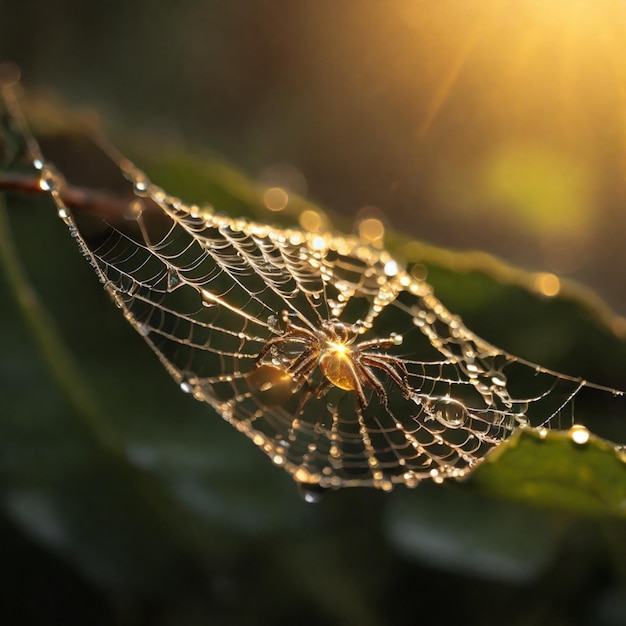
[469,428,626,518]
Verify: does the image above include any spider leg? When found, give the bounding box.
[354,361,388,408]
[256,335,287,363]
[290,378,322,420]
[360,354,411,398]
[310,377,332,400]
[354,337,396,351]
[288,345,322,379]
[351,370,370,409]
[256,324,319,365]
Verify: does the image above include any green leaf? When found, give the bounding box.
[469,428,626,518]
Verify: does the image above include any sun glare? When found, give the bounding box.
[381,0,626,276]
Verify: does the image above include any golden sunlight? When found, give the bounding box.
[377,0,626,280]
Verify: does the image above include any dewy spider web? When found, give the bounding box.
[1,79,622,493]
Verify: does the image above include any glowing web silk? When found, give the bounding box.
[0,79,621,492]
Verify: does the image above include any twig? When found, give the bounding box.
[0,171,149,221]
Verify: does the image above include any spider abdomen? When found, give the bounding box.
[319,344,358,392]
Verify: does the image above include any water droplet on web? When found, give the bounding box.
[432,397,469,428]
[465,362,481,376]
[390,332,403,346]
[412,316,425,328]
[179,374,195,394]
[152,187,166,204]
[297,482,326,504]
[378,479,394,492]
[39,166,57,192]
[615,446,626,464]
[488,371,507,387]
[430,468,445,484]
[384,259,398,276]
[352,320,368,334]
[132,173,149,196]
[123,198,144,221]
[568,424,590,445]
[403,471,421,488]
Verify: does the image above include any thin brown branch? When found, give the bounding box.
[0,171,158,222]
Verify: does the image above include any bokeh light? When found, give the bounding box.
[263,186,289,212]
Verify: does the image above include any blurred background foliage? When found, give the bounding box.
[1,1,626,625]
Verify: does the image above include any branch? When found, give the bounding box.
[0,171,153,222]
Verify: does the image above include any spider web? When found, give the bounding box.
[1,83,622,492]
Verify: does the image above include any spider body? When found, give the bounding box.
[251,314,409,408]
[319,342,358,391]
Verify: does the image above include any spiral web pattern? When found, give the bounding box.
[1,85,619,492]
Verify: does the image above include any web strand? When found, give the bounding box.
[1,79,623,492]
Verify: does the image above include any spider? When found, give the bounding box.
[248,312,410,408]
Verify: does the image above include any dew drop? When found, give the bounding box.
[297,483,326,504]
[152,187,166,204]
[432,397,469,428]
[123,198,144,221]
[390,332,403,346]
[430,468,445,484]
[379,479,394,492]
[615,446,626,464]
[352,320,368,334]
[412,316,425,328]
[132,174,149,196]
[253,433,267,446]
[327,299,340,313]
[489,371,507,387]
[403,471,421,488]
[568,424,590,445]
[39,167,57,192]
[368,456,379,467]
[384,259,399,277]
[465,363,480,376]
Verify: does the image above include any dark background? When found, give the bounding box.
[1,2,626,625]
[2,0,626,311]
